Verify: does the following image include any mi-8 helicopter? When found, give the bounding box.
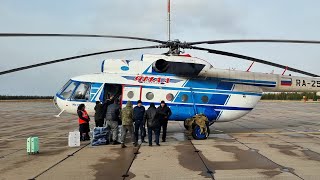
[1,1,320,140]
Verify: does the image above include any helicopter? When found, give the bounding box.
[1,1,320,140]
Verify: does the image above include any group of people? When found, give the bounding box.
[120,100,172,148]
[77,96,172,148]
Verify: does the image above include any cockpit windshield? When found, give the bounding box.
[58,80,90,101]
[72,83,90,100]
[60,81,77,99]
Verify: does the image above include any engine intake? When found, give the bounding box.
[153,59,169,73]
[151,59,206,76]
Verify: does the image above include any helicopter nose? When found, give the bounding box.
[53,95,60,109]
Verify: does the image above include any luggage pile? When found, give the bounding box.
[92,127,110,146]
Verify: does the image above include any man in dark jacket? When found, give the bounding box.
[94,101,104,127]
[105,99,121,145]
[157,100,172,142]
[133,100,146,143]
[102,95,114,119]
[144,103,160,146]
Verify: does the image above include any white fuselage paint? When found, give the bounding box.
[54,54,320,124]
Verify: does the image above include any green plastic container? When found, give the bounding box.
[27,137,39,155]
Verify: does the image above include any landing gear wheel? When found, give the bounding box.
[192,124,210,140]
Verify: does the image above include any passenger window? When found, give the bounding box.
[202,95,209,103]
[166,93,174,101]
[146,92,154,100]
[182,94,188,102]
[73,83,90,100]
[60,81,77,99]
[127,91,134,99]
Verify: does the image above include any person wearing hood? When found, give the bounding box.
[144,103,161,146]
[120,101,136,148]
[157,100,172,142]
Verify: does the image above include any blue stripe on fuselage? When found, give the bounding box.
[122,100,253,121]
[122,101,253,110]
[127,85,262,96]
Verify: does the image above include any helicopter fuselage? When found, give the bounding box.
[54,54,320,124]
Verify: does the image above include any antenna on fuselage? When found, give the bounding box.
[167,0,171,41]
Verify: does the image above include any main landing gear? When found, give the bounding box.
[184,114,210,140]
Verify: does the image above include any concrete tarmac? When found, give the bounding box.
[1,101,320,179]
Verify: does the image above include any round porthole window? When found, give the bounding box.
[202,95,209,103]
[181,94,188,102]
[166,93,174,101]
[127,91,134,99]
[146,92,154,100]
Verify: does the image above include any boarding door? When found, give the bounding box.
[122,84,142,107]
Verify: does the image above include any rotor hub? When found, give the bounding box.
[165,39,189,55]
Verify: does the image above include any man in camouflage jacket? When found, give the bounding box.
[120,101,136,148]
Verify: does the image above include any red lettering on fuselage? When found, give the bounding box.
[134,76,170,84]
[134,76,143,81]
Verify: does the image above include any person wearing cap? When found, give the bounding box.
[144,103,160,146]
[157,100,172,142]
[120,101,136,148]
[133,100,146,144]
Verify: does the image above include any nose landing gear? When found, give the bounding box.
[184,114,210,140]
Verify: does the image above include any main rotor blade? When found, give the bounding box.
[187,39,320,46]
[0,33,166,44]
[0,45,162,75]
[190,46,319,77]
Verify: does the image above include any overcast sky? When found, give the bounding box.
[1,0,320,96]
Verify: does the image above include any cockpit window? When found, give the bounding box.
[72,83,90,100]
[60,81,77,99]
[58,80,71,95]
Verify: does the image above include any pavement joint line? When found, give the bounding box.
[230,122,307,180]
[122,143,142,180]
[188,137,215,179]
[178,123,215,180]
[29,142,91,180]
